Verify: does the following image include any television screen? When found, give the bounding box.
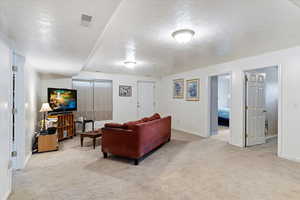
[48,88,77,112]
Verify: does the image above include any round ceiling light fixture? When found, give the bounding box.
[124,61,136,68]
[172,29,195,44]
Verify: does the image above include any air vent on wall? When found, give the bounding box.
[81,14,93,27]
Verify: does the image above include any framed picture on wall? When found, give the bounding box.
[173,79,184,99]
[186,79,199,101]
[119,85,132,97]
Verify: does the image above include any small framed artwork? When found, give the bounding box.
[186,79,200,101]
[173,79,184,99]
[119,85,132,97]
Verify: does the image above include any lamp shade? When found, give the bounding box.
[40,103,53,112]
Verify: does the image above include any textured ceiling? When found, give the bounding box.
[85,0,300,77]
[289,0,300,7]
[1,0,300,77]
[0,0,122,75]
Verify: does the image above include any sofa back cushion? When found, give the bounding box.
[124,119,144,130]
[106,113,162,130]
[105,123,128,129]
[148,113,161,121]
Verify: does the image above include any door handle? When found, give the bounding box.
[262,110,267,113]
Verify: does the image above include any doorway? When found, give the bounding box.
[244,66,279,149]
[209,73,232,142]
[137,81,155,118]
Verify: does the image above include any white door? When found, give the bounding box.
[245,72,266,146]
[0,41,13,199]
[210,76,218,135]
[137,81,155,118]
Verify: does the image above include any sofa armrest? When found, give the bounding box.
[101,127,140,158]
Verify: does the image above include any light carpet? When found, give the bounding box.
[9,130,300,200]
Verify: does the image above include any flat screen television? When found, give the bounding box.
[48,88,77,112]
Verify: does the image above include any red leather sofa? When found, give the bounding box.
[101,114,171,165]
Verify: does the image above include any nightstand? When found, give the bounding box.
[38,133,59,153]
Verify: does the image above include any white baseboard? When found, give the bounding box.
[279,153,300,163]
[3,190,10,200]
[266,135,277,140]
[23,152,32,168]
[172,128,204,137]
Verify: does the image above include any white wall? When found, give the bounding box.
[13,53,26,170]
[74,72,159,124]
[13,54,40,170]
[40,71,159,127]
[24,62,40,165]
[158,46,300,162]
[218,75,231,110]
[0,36,12,200]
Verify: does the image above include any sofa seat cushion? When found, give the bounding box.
[105,123,127,129]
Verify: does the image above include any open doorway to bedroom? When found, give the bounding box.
[209,73,231,142]
[244,66,279,150]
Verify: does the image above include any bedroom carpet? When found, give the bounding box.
[211,126,230,142]
[9,130,300,200]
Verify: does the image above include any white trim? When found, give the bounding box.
[279,153,300,163]
[23,152,32,169]
[266,135,278,140]
[8,48,13,199]
[242,65,282,156]
[277,64,283,157]
[207,72,233,144]
[172,128,203,137]
[2,190,10,200]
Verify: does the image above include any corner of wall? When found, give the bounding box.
[23,152,32,169]
[279,153,300,163]
[3,190,10,200]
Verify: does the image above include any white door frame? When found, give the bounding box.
[207,71,233,142]
[137,80,156,118]
[8,48,14,199]
[242,65,282,155]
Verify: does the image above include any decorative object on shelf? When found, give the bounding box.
[173,79,184,99]
[186,79,200,101]
[40,103,53,133]
[119,85,132,97]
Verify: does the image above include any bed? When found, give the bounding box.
[218,108,230,127]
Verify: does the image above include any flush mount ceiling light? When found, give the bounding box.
[172,29,195,44]
[124,61,136,68]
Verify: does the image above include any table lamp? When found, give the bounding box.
[40,103,53,133]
